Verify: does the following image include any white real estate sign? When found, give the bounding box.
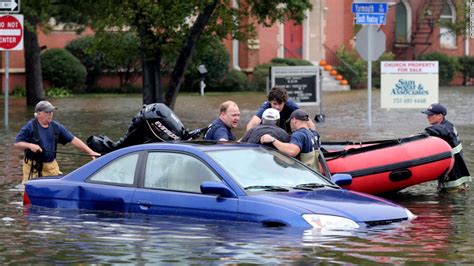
[381,61,438,109]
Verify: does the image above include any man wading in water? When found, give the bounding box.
[15,101,100,184]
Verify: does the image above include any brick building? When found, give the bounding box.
[1,0,472,93]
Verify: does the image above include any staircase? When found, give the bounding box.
[320,66,350,91]
[393,0,444,60]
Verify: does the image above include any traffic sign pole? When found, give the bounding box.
[4,50,8,127]
[0,14,23,128]
[367,26,372,128]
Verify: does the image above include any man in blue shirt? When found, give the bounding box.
[15,100,100,184]
[204,100,240,141]
[246,86,300,133]
[260,109,321,170]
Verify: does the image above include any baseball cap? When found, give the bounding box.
[421,103,447,116]
[288,109,310,122]
[35,100,57,113]
[262,108,280,121]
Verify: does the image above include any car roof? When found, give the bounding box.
[121,141,263,153]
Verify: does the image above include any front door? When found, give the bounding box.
[284,20,303,59]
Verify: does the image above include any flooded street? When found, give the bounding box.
[0,87,473,264]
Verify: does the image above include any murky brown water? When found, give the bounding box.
[0,87,473,264]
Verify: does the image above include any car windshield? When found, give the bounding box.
[206,147,333,189]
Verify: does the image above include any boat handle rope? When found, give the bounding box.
[39,150,100,157]
[322,134,429,161]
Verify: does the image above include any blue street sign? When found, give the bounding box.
[355,13,386,25]
[352,2,388,14]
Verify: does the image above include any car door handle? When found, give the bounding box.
[137,200,152,211]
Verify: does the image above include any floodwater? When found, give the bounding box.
[0,87,473,264]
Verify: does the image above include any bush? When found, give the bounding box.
[182,36,230,92]
[335,46,367,86]
[93,32,141,88]
[270,58,313,66]
[12,86,25,97]
[417,52,460,86]
[219,69,249,91]
[65,36,108,90]
[459,56,474,85]
[372,52,395,88]
[45,87,72,97]
[41,48,87,93]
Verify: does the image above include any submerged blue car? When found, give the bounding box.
[24,142,415,229]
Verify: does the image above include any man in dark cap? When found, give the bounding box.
[422,103,471,192]
[260,109,321,170]
[15,100,101,184]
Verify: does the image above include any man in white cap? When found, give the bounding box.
[260,109,321,170]
[422,103,471,192]
[15,100,101,184]
[240,108,290,146]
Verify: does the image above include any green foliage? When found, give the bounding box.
[41,48,87,92]
[459,56,474,85]
[335,46,367,86]
[372,52,395,88]
[270,58,313,66]
[251,63,286,91]
[12,86,26,97]
[94,32,141,88]
[417,52,460,86]
[218,69,249,91]
[65,36,108,90]
[185,36,230,91]
[45,87,72,97]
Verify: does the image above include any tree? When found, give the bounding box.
[53,0,312,109]
[21,0,55,106]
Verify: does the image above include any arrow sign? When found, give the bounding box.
[0,0,20,13]
[0,15,23,50]
[352,2,388,14]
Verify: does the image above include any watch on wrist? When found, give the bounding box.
[270,137,276,143]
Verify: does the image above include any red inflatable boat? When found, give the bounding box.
[322,134,454,195]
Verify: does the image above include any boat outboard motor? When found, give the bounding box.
[87,103,208,154]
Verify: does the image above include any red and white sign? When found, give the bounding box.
[0,14,23,51]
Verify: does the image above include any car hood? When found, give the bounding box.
[250,188,409,222]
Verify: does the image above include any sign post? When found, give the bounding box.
[0,13,23,128]
[352,2,387,127]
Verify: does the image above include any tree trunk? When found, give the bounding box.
[164,0,219,109]
[24,15,44,106]
[139,26,163,104]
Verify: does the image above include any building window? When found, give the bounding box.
[395,1,410,44]
[439,1,456,48]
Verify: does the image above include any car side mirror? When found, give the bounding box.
[200,181,236,198]
[331,174,352,187]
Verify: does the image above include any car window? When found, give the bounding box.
[89,153,139,185]
[144,152,220,193]
[206,147,333,188]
